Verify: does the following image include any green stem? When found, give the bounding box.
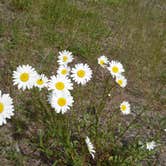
[95,75,114,145]
[117,109,145,142]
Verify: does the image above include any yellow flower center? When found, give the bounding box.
[61,69,67,75]
[117,79,123,86]
[57,98,66,107]
[0,102,4,113]
[77,70,85,78]
[112,66,119,73]
[121,105,126,111]
[63,56,68,62]
[37,79,44,85]
[55,82,65,90]
[99,60,105,65]
[20,73,29,82]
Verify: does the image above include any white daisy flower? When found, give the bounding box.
[35,74,48,90]
[107,60,124,77]
[58,50,73,65]
[71,63,92,85]
[120,101,131,115]
[48,75,73,93]
[13,65,37,91]
[57,65,70,77]
[0,90,14,126]
[98,55,109,68]
[146,141,157,151]
[50,92,74,114]
[85,136,96,159]
[115,75,127,88]
[48,91,71,105]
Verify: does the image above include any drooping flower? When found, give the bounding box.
[85,136,96,159]
[35,74,48,90]
[71,63,92,85]
[107,60,124,77]
[115,74,127,88]
[98,55,109,68]
[120,101,131,115]
[50,91,74,114]
[0,90,14,126]
[57,65,70,77]
[48,75,73,93]
[58,50,73,65]
[13,65,37,91]
[146,141,157,151]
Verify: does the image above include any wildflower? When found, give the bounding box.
[71,63,92,85]
[115,75,127,88]
[0,90,14,126]
[48,75,73,93]
[85,136,96,159]
[50,91,74,114]
[57,65,70,77]
[35,74,48,90]
[13,65,37,91]
[120,101,131,115]
[107,60,124,77]
[98,55,109,68]
[58,50,73,65]
[146,141,157,151]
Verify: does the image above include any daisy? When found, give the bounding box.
[71,63,92,85]
[85,136,96,159]
[107,60,124,77]
[58,50,73,65]
[57,65,70,77]
[48,75,73,93]
[13,65,37,91]
[0,90,14,126]
[120,101,131,115]
[50,92,74,114]
[115,75,127,88]
[47,91,71,105]
[146,141,157,151]
[35,74,48,90]
[98,55,109,68]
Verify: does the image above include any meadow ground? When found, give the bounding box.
[0,0,165,165]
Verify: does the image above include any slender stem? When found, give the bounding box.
[95,75,113,145]
[117,109,145,142]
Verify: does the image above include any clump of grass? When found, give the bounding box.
[11,0,32,10]
[103,0,128,5]
[39,0,110,62]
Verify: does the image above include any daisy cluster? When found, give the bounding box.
[98,55,130,115]
[0,51,158,160]
[12,50,92,114]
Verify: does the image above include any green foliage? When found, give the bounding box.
[103,0,128,5]
[39,0,110,62]
[11,0,32,10]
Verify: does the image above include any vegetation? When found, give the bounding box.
[0,0,165,165]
